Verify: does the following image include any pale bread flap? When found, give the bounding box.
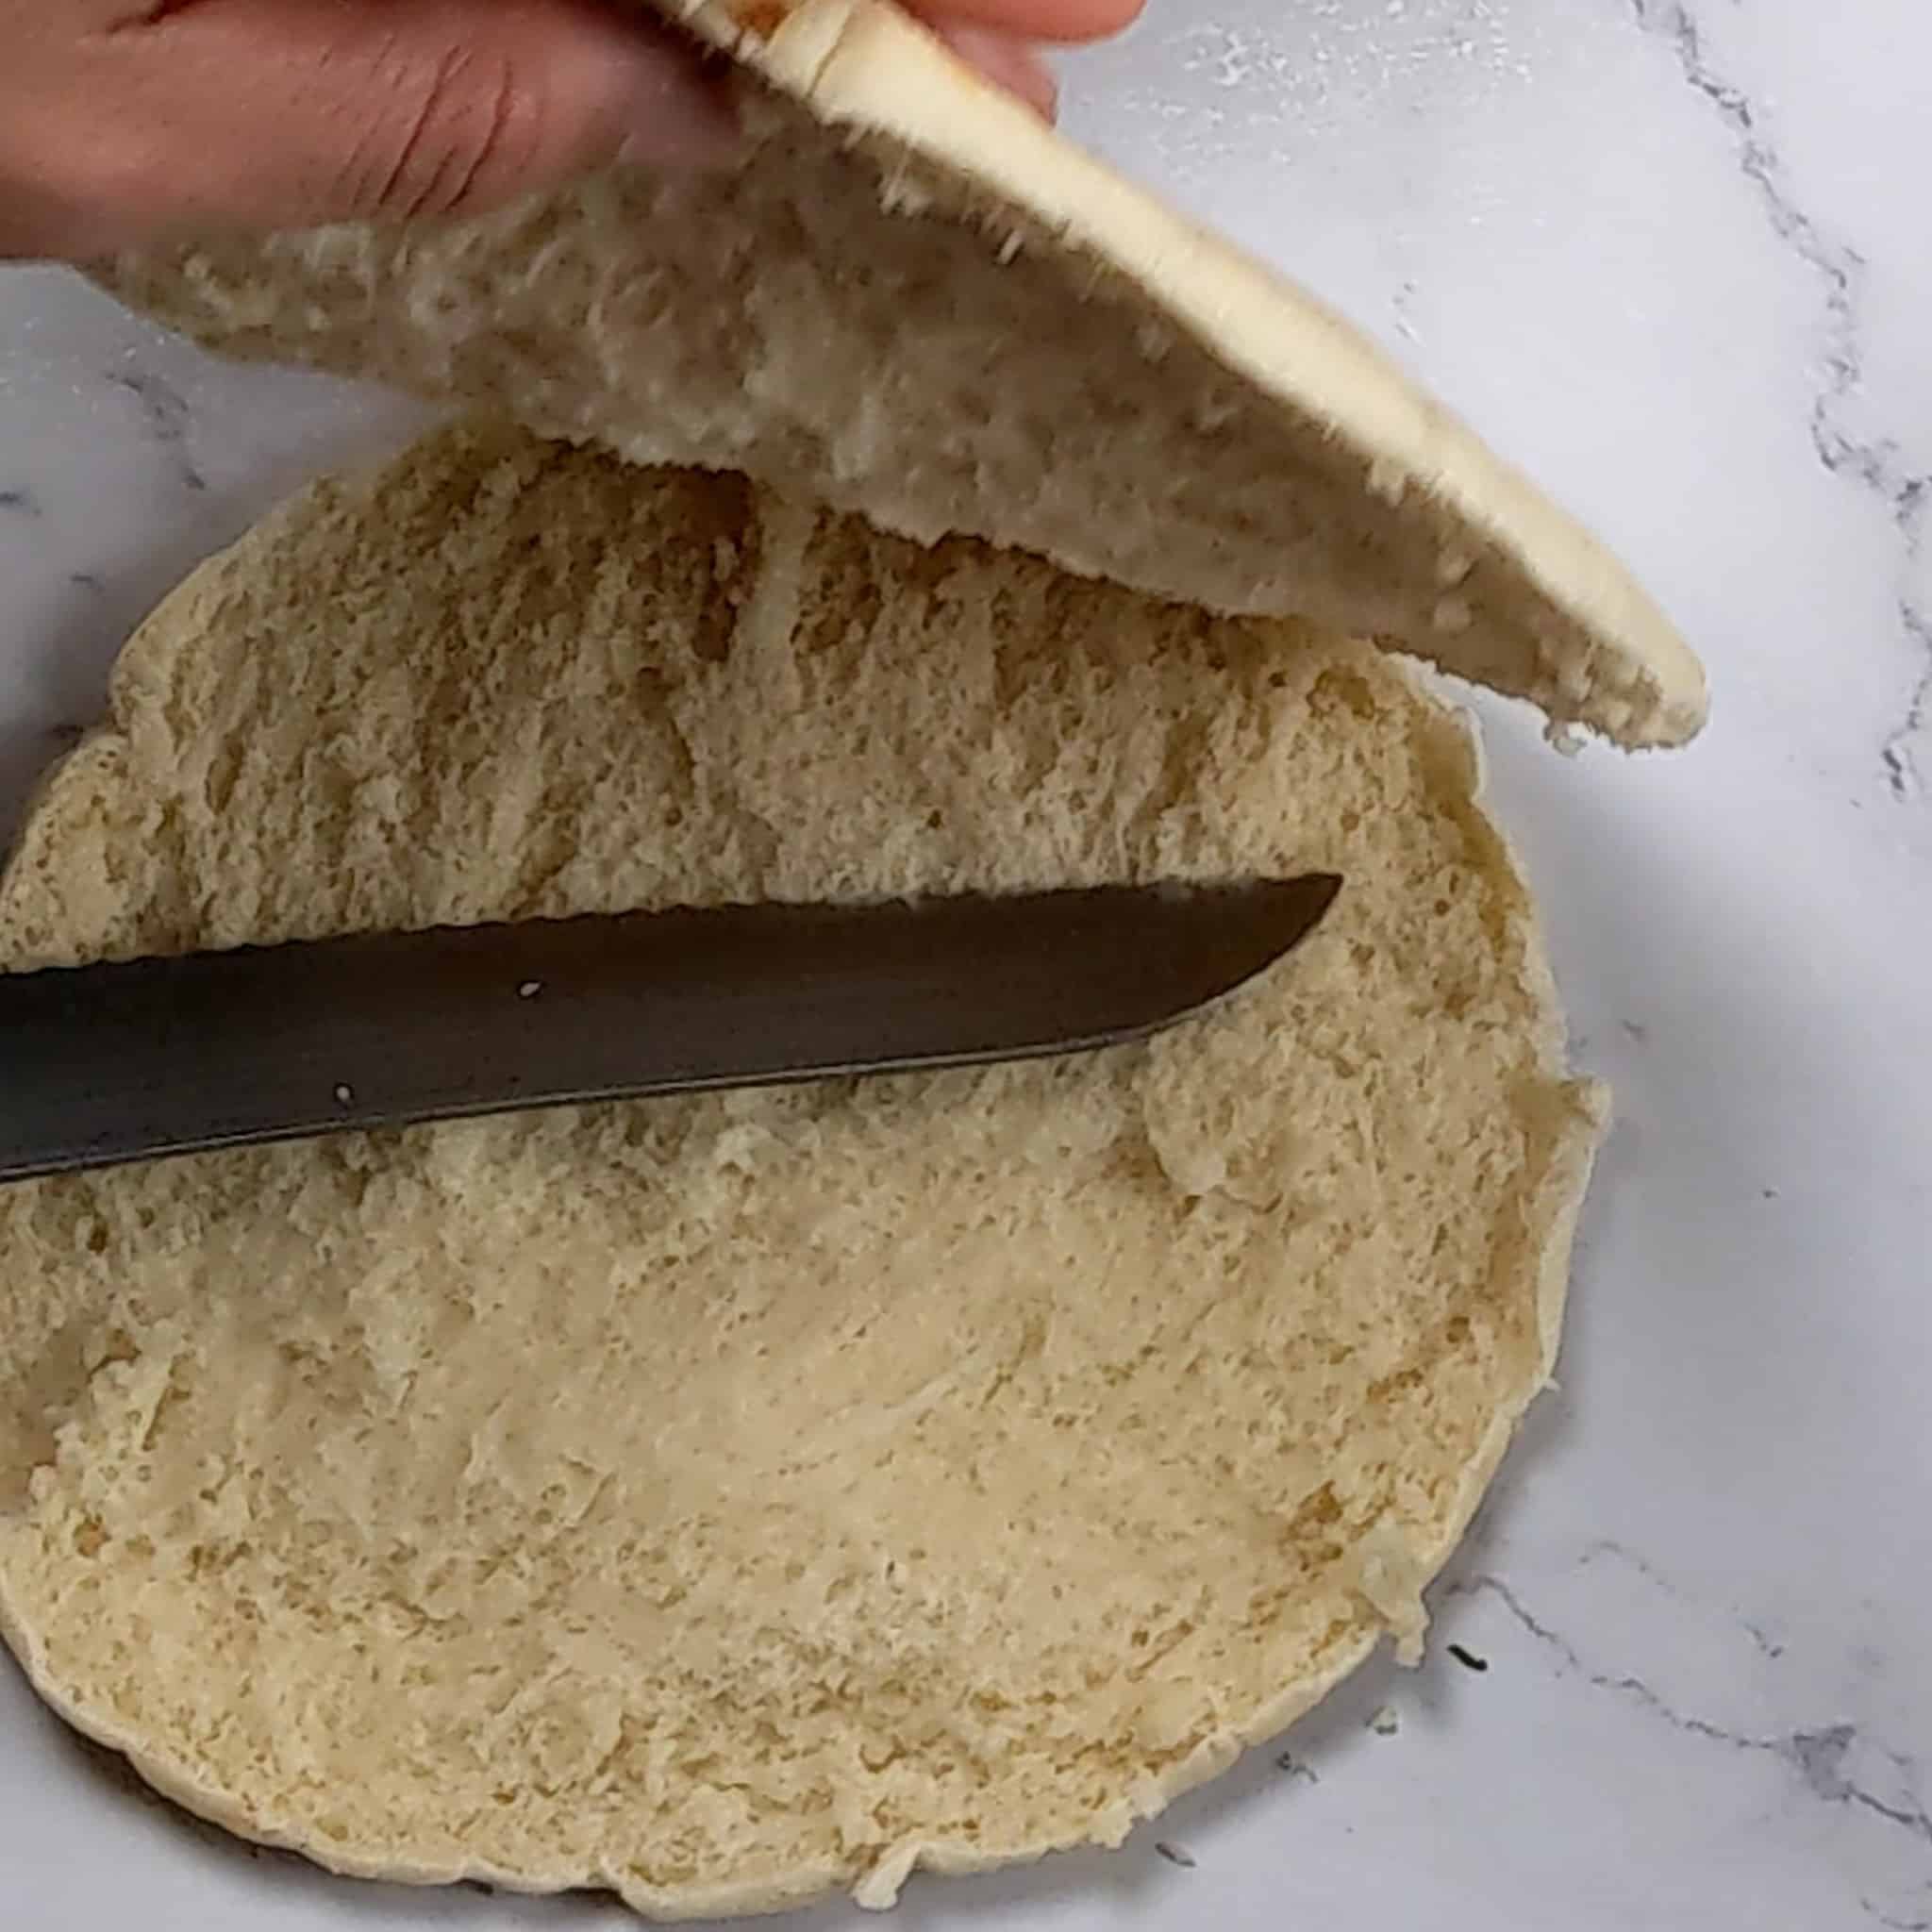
[96,0,1706,750]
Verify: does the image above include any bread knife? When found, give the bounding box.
[0,874,1341,1185]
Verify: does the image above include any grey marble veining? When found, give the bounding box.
[1628,0,1932,805]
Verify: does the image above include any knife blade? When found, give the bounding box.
[0,874,1341,1185]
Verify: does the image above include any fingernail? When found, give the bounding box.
[932,25,1059,122]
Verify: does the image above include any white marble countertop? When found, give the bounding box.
[2,3,1928,1928]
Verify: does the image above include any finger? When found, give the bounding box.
[924,24,1059,120]
[45,0,735,250]
[905,0,1143,45]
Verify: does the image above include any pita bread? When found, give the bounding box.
[0,422,1603,1913]
[96,0,1706,749]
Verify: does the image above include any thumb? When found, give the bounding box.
[63,0,735,246]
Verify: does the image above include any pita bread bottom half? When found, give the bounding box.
[0,425,1602,1918]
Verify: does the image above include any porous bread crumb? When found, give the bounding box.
[95,0,1707,749]
[0,423,1603,1915]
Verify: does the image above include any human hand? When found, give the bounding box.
[0,0,1139,262]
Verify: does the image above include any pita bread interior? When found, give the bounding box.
[0,423,1604,1913]
[97,0,1707,749]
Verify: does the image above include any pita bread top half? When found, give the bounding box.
[97,0,1707,751]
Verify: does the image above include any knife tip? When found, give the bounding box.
[1233,870,1344,957]
[1145,870,1343,1026]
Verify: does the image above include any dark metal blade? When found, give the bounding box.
[0,874,1341,1185]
